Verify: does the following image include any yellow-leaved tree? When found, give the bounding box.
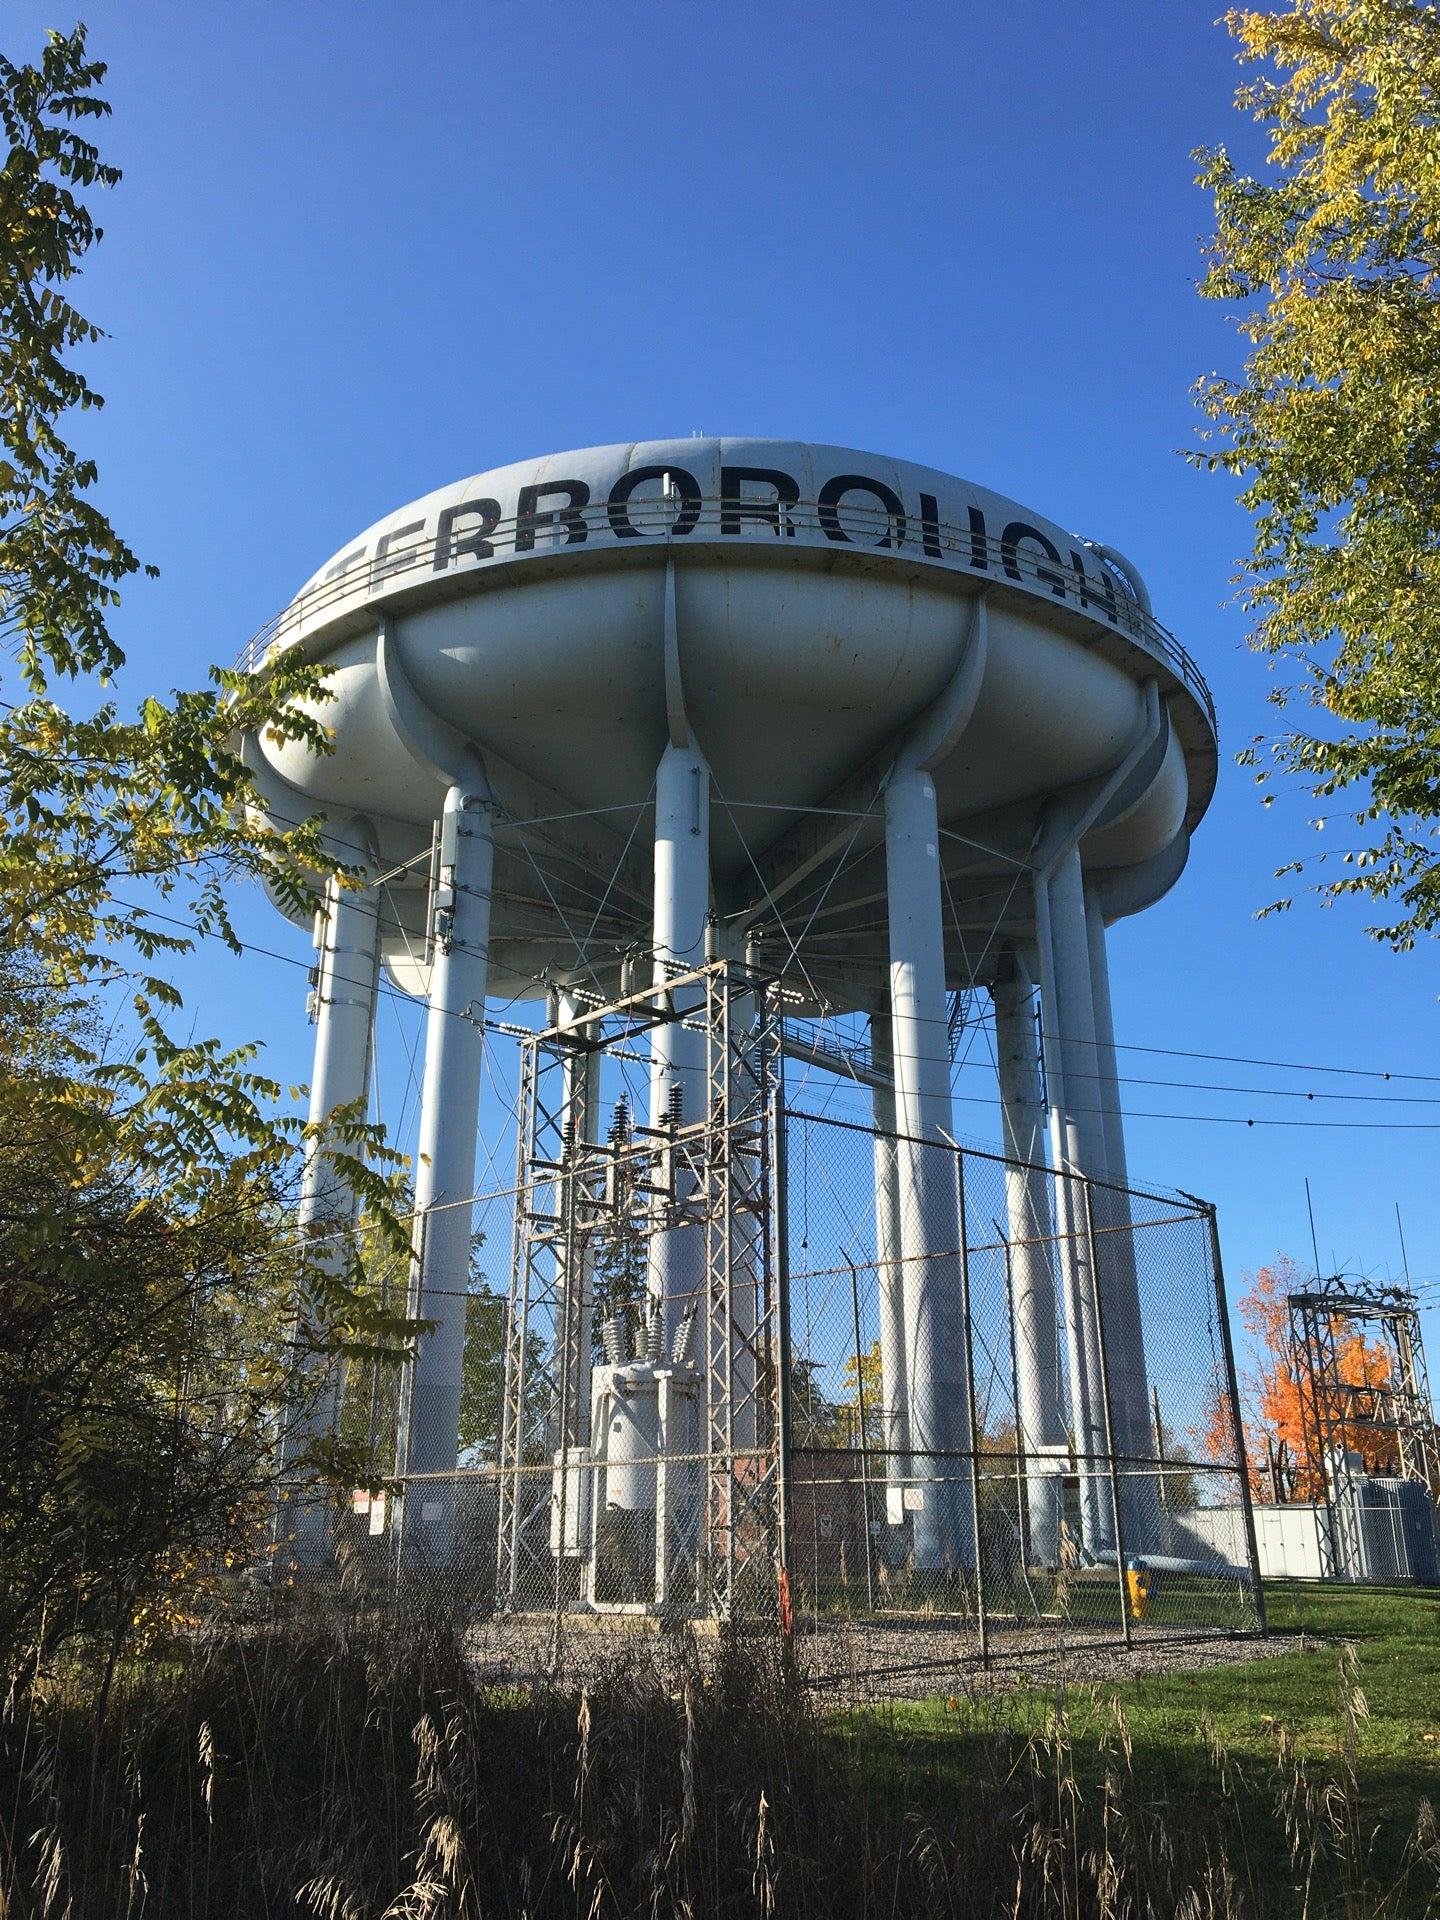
[1194,1,1440,945]
[1202,1253,1398,1496]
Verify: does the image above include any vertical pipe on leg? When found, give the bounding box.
[869,1011,910,1485]
[280,820,381,1553]
[397,783,496,1555]
[1082,889,1130,1191]
[992,960,1065,1563]
[646,741,711,1350]
[884,763,974,1573]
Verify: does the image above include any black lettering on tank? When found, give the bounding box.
[607,465,702,539]
[967,505,990,570]
[1069,547,1118,623]
[325,546,366,582]
[817,474,907,548]
[1000,520,1067,598]
[721,465,800,537]
[372,518,426,586]
[919,492,944,559]
[434,498,501,570]
[515,479,591,551]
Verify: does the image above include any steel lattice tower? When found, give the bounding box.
[1288,1276,1440,1580]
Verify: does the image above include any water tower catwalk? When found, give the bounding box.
[244,440,1250,1623]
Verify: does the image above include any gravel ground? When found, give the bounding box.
[793,1615,1298,1700]
[462,1610,1297,1702]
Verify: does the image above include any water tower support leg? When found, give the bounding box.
[1035,847,1110,1554]
[397,784,496,1559]
[280,820,380,1556]
[992,963,1065,1564]
[869,1012,910,1492]
[884,763,975,1574]
[1083,886,1155,1544]
[646,740,711,1351]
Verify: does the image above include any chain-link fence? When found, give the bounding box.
[268,1099,1262,1691]
[780,1109,1261,1689]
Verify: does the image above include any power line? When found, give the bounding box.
[9,684,1434,1091]
[95,893,1440,1134]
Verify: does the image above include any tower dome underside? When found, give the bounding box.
[246,438,1215,1009]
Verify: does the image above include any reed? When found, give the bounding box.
[1,1616,1434,1918]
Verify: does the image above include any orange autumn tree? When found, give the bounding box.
[1203,1253,1398,1498]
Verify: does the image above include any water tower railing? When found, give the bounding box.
[232,498,1217,741]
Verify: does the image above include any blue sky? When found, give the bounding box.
[11,0,1440,1356]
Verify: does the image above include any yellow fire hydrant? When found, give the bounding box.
[1125,1558,1152,1622]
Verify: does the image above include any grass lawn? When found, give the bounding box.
[843,1581,1440,1915]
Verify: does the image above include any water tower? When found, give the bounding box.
[242,438,1219,1594]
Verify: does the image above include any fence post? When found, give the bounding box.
[1204,1202,1268,1634]
[847,1257,876,1613]
[1081,1179,1132,1650]
[955,1151,989,1666]
[1152,1385,1168,1509]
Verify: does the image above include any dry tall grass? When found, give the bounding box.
[1,1617,1434,1917]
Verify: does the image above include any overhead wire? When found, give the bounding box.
[709,772,879,1112]
[35,739,1437,1088]
[102,891,1440,1132]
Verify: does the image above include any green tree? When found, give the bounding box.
[0,29,341,991]
[458,1285,510,1465]
[0,28,410,1663]
[838,1338,884,1448]
[790,1354,848,1449]
[1193,1,1440,945]
[457,1271,547,1467]
[0,961,293,1663]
